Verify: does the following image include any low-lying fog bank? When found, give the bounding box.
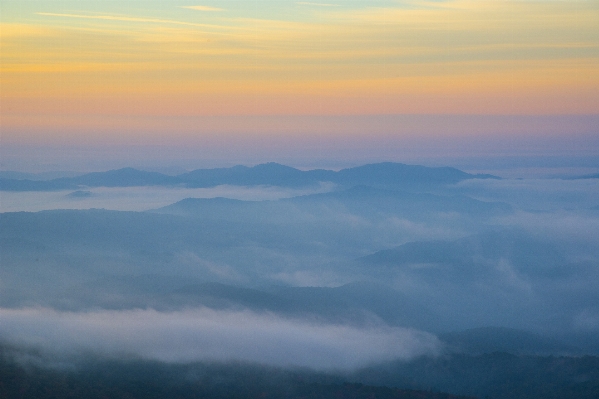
[0,307,440,371]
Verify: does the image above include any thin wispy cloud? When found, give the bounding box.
[36,12,229,29]
[297,1,339,6]
[181,5,224,12]
[3,0,594,125]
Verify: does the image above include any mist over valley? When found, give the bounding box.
[1,162,599,398]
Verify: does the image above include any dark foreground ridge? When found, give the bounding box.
[0,349,472,399]
[0,162,498,191]
[3,344,599,399]
[353,353,599,399]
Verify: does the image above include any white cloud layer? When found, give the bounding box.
[0,307,440,370]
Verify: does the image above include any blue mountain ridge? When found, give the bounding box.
[0,162,498,191]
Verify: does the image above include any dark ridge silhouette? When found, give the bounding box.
[360,230,566,276]
[353,352,599,399]
[0,162,499,191]
[171,282,295,312]
[286,184,512,215]
[0,345,477,399]
[2,343,598,399]
[156,185,512,220]
[334,162,496,187]
[157,196,251,213]
[439,327,578,355]
[179,162,327,187]
[66,190,93,198]
[178,162,490,189]
[565,173,599,180]
[66,167,179,187]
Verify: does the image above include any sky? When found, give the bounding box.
[1,0,598,171]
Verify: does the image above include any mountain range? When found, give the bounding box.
[0,162,498,191]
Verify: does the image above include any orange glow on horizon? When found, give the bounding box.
[1,0,597,140]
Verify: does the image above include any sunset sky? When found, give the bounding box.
[1,1,598,171]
